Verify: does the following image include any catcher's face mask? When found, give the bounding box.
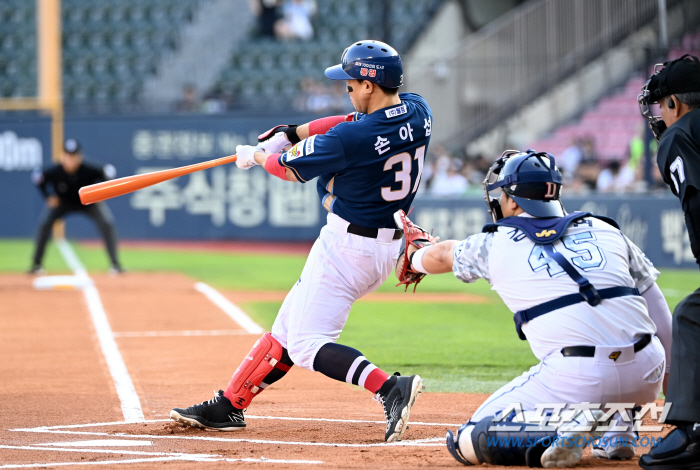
[482,150,519,223]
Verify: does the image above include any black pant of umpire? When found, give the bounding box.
[666,287,700,424]
[31,203,121,269]
[639,287,700,469]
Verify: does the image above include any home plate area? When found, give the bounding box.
[3,416,457,469]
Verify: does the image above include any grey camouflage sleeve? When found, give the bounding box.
[452,233,493,284]
[623,234,659,293]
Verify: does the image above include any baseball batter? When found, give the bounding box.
[171,40,432,442]
[395,150,672,467]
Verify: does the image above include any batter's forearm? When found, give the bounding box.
[295,123,310,141]
[300,114,354,138]
[254,151,299,182]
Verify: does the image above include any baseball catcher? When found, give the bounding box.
[399,150,672,467]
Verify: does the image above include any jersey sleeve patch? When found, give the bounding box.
[453,233,493,284]
[304,135,316,155]
[282,136,315,163]
[284,141,305,162]
[279,131,346,183]
[623,234,659,292]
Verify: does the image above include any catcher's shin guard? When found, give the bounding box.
[448,416,556,467]
[224,333,290,409]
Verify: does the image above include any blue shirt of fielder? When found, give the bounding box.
[278,93,433,228]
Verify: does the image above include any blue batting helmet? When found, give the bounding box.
[325,40,403,88]
[484,149,564,219]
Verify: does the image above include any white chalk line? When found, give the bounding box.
[10,429,446,448]
[55,239,144,423]
[113,330,252,338]
[37,440,152,447]
[0,444,218,458]
[11,416,452,448]
[3,414,451,468]
[55,239,88,278]
[13,416,463,432]
[0,445,322,468]
[194,282,264,334]
[0,458,202,469]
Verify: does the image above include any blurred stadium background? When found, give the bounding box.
[2,0,700,269]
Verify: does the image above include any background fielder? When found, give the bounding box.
[397,150,672,467]
[29,138,123,275]
[171,40,432,443]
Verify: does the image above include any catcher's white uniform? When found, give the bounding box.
[454,215,666,441]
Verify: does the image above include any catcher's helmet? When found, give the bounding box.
[325,40,403,88]
[484,149,564,221]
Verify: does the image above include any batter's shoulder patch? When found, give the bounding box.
[285,135,316,162]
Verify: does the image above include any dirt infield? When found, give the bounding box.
[0,272,663,469]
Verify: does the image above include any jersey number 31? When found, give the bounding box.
[381,145,426,201]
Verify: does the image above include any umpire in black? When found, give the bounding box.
[29,138,123,274]
[638,54,700,469]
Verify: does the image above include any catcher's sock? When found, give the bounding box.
[313,343,390,393]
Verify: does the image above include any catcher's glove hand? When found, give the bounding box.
[394,209,439,292]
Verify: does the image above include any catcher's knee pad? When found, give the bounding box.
[225,332,290,409]
[447,415,556,467]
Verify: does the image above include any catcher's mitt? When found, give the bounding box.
[394,209,439,292]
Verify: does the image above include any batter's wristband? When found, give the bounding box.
[284,125,301,144]
[264,154,287,180]
[410,246,431,274]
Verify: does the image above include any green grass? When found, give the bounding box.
[4,238,698,393]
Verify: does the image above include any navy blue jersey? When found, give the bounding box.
[279,93,432,228]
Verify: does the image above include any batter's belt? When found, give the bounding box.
[347,223,403,240]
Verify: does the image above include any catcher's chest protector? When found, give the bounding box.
[483,212,639,340]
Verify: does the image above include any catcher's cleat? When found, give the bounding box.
[540,409,606,468]
[170,390,246,431]
[592,442,635,460]
[374,373,424,442]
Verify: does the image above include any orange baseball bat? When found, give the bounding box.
[79,154,237,205]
